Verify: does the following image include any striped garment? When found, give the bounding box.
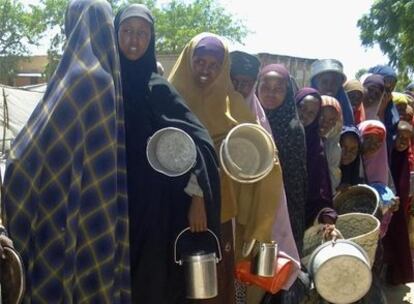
[2,0,131,302]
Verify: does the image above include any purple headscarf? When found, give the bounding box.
[259,64,290,81]
[193,36,225,64]
[295,88,333,226]
[363,74,385,91]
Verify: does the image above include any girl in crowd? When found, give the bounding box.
[320,95,343,193]
[256,64,307,255]
[115,5,221,303]
[368,65,400,157]
[383,121,414,285]
[230,51,272,135]
[2,0,131,301]
[358,120,389,185]
[393,92,411,122]
[344,79,366,124]
[339,126,365,188]
[363,74,385,121]
[256,64,309,304]
[169,33,298,304]
[310,59,354,125]
[295,88,332,227]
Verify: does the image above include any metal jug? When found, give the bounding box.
[174,228,222,299]
[249,241,278,277]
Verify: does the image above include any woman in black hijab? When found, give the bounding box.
[114,5,221,303]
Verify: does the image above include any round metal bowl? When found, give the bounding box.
[308,239,372,304]
[146,127,197,177]
[220,123,276,183]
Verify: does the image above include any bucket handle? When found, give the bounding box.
[174,227,222,265]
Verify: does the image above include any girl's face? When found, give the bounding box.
[347,90,364,111]
[258,72,288,110]
[361,134,383,157]
[364,85,384,108]
[297,95,320,127]
[396,103,408,119]
[340,134,359,165]
[395,129,412,152]
[314,72,343,96]
[319,106,339,137]
[231,74,256,98]
[118,17,152,61]
[191,54,222,88]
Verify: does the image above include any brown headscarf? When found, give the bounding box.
[169,33,282,246]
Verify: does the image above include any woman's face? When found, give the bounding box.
[231,74,256,98]
[314,72,343,96]
[191,54,222,88]
[118,17,152,61]
[319,106,339,137]
[395,129,412,152]
[340,134,359,165]
[347,90,364,111]
[258,72,288,110]
[396,103,408,119]
[297,95,320,127]
[361,134,383,157]
[364,85,384,108]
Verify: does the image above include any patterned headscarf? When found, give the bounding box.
[3,0,130,302]
[259,64,307,252]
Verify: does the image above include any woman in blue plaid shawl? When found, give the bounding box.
[2,0,131,302]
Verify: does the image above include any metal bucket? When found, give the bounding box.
[174,228,222,299]
[250,241,278,277]
[146,127,196,177]
[220,123,276,183]
[308,239,372,304]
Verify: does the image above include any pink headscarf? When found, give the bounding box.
[358,120,389,184]
[245,87,273,135]
[271,186,300,289]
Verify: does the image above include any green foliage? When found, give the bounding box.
[0,0,44,84]
[355,68,368,80]
[150,0,248,54]
[358,0,414,87]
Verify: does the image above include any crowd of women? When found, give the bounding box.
[1,0,414,303]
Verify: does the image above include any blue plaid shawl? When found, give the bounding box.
[3,0,131,302]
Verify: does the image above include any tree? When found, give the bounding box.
[148,0,248,54]
[358,0,414,87]
[0,0,44,84]
[355,68,367,81]
[40,0,248,76]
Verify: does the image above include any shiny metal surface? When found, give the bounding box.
[250,241,278,277]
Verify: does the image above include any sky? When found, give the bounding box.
[26,0,388,79]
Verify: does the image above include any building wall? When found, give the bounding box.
[13,53,316,88]
[258,53,317,88]
[14,55,47,87]
[157,53,316,88]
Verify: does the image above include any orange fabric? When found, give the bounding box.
[354,103,366,124]
[235,256,294,294]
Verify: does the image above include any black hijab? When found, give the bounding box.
[340,125,364,186]
[115,5,221,303]
[114,4,157,102]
